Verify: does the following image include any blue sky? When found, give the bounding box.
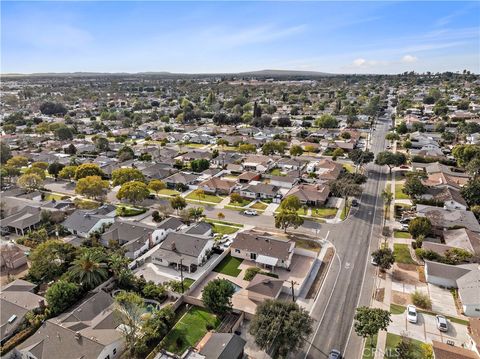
[2,1,479,74]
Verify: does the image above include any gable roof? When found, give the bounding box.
[416,205,480,233]
[285,184,330,202]
[432,340,479,359]
[246,274,284,298]
[62,210,110,233]
[232,232,294,261]
[199,333,246,359]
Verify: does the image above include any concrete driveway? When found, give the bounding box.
[388,312,470,347]
[428,284,459,317]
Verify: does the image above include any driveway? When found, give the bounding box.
[388,312,470,347]
[428,284,459,317]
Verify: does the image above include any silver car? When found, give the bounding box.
[435,315,448,332]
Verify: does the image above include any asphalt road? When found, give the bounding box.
[298,114,391,359]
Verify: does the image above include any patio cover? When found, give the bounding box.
[256,254,279,267]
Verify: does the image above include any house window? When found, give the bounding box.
[250,253,257,260]
[113,348,117,355]
[234,249,240,253]
[105,356,110,359]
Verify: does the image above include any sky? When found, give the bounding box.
[1,1,479,74]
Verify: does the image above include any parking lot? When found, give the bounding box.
[388,312,470,347]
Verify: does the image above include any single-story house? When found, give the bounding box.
[316,159,343,182]
[198,333,246,359]
[197,177,235,195]
[0,206,43,236]
[268,175,298,189]
[432,340,479,359]
[443,228,480,257]
[164,172,199,190]
[237,171,261,184]
[231,231,295,270]
[421,187,468,211]
[62,209,115,238]
[183,221,213,237]
[246,274,284,302]
[276,157,307,171]
[0,242,27,270]
[416,205,480,235]
[284,184,330,206]
[242,155,275,173]
[151,232,214,273]
[101,221,155,259]
[240,183,282,203]
[15,290,124,359]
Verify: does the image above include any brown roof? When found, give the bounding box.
[285,184,330,202]
[232,232,294,261]
[246,274,284,298]
[238,171,260,181]
[432,340,480,359]
[469,318,480,354]
[198,177,235,191]
[423,172,470,189]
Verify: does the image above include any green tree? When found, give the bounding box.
[31,162,48,171]
[117,181,149,204]
[354,307,391,347]
[385,132,400,142]
[69,249,108,289]
[190,159,210,172]
[111,168,145,186]
[452,144,480,167]
[396,122,408,135]
[371,247,395,270]
[403,174,427,199]
[94,136,110,153]
[290,145,304,157]
[375,152,407,174]
[250,299,314,359]
[114,291,145,357]
[55,126,74,140]
[17,173,43,191]
[48,162,65,179]
[465,157,480,179]
[314,114,338,128]
[382,189,393,221]
[58,165,77,180]
[202,278,235,315]
[332,148,344,159]
[148,179,166,195]
[75,175,109,200]
[0,141,12,164]
[65,143,77,155]
[118,145,135,162]
[348,149,375,169]
[408,217,432,239]
[329,177,363,210]
[142,282,166,301]
[75,163,104,180]
[24,166,46,180]
[169,195,187,214]
[28,240,77,282]
[6,155,28,168]
[461,179,480,207]
[275,196,304,233]
[238,143,257,154]
[45,280,80,315]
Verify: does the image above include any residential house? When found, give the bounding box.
[276,158,307,172]
[164,172,199,190]
[246,274,284,302]
[231,231,295,270]
[183,222,213,237]
[15,290,124,359]
[416,205,480,236]
[151,232,215,273]
[316,159,343,182]
[101,221,154,259]
[62,208,115,238]
[443,228,480,257]
[240,183,282,203]
[268,175,298,189]
[242,155,275,173]
[237,171,261,184]
[432,340,479,359]
[0,206,43,235]
[285,184,330,206]
[424,260,480,317]
[0,242,27,270]
[468,318,480,356]
[197,177,235,195]
[211,152,243,168]
[197,333,246,359]
[421,187,468,210]
[1,280,45,344]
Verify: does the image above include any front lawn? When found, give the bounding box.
[269,168,286,176]
[250,202,268,210]
[362,334,378,359]
[205,219,243,228]
[384,333,425,359]
[44,193,69,201]
[183,278,195,290]
[116,205,147,217]
[229,198,252,207]
[394,183,410,200]
[393,244,416,265]
[213,255,243,277]
[390,303,406,315]
[162,307,220,354]
[158,188,181,196]
[343,163,355,173]
[311,207,338,218]
[394,231,411,239]
[212,224,240,235]
[294,238,321,253]
[186,192,224,203]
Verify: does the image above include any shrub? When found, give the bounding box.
[244,267,262,281]
[411,290,431,309]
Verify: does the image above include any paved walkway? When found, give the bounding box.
[263,202,279,216]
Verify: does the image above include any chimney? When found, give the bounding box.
[171,241,176,251]
[75,332,81,340]
[38,299,45,309]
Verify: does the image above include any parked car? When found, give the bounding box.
[328,349,342,359]
[407,305,418,324]
[400,223,409,230]
[371,254,378,266]
[243,209,258,216]
[351,199,359,207]
[435,315,448,332]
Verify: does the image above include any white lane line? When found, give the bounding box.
[305,249,342,358]
[343,126,387,355]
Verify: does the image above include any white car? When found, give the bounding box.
[243,209,258,216]
[407,305,418,324]
[435,315,448,332]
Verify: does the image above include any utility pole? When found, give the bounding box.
[289,280,297,302]
[179,258,185,294]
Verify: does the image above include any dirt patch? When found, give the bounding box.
[392,265,420,285]
[375,288,385,302]
[378,271,386,279]
[417,266,426,283]
[396,263,418,271]
[306,247,334,299]
[392,290,412,306]
[0,264,29,285]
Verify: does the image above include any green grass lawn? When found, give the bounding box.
[116,205,147,217]
[311,207,338,218]
[394,231,411,239]
[341,202,351,220]
[394,244,416,265]
[213,255,243,277]
[158,188,181,196]
[294,238,321,253]
[205,219,243,228]
[186,192,224,203]
[183,278,195,290]
[212,224,240,235]
[44,193,69,201]
[185,143,206,148]
[384,333,425,359]
[269,168,286,176]
[162,307,220,354]
[362,335,378,359]
[394,183,410,200]
[390,303,406,315]
[250,202,268,210]
[229,198,252,207]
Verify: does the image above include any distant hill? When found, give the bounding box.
[1,69,333,79]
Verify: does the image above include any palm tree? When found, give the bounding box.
[70,250,108,289]
[382,189,393,224]
[108,253,129,279]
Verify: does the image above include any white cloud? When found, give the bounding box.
[352,58,367,67]
[401,55,418,63]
